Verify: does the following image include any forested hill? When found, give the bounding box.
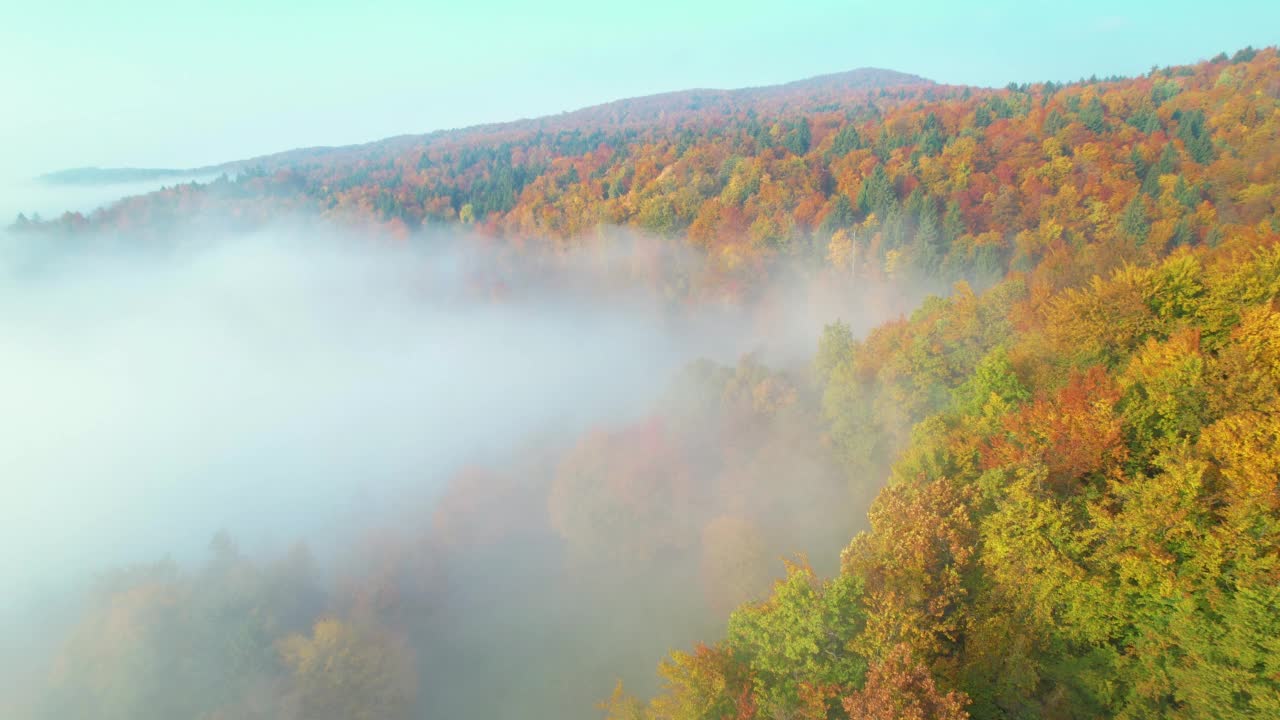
[9,46,1280,720]
[31,67,928,188]
[22,49,1278,303]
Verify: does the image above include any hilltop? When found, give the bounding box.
[35,67,930,186]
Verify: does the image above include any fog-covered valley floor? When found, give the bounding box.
[1,201,919,719]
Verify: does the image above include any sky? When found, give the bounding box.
[2,0,1277,178]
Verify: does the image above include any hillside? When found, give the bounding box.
[33,67,929,185]
[606,229,1280,720]
[9,46,1280,720]
[24,50,1278,300]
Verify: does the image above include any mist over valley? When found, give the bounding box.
[5,12,1280,719]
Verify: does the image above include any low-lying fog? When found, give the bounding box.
[0,195,919,719]
[0,172,222,227]
[0,228,718,600]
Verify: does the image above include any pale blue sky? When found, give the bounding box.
[3,0,1276,177]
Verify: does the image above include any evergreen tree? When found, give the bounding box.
[1142,143,1179,196]
[857,164,896,218]
[1080,97,1107,133]
[1120,194,1150,244]
[828,124,863,157]
[820,194,857,234]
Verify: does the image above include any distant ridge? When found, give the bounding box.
[36,166,229,186]
[763,67,933,92]
[37,67,932,185]
[510,67,933,129]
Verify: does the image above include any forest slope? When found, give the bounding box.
[8,46,1280,720]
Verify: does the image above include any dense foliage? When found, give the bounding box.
[9,46,1280,720]
[600,47,1280,720]
[610,232,1280,719]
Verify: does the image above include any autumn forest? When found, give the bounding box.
[5,44,1280,720]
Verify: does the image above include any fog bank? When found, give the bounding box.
[0,227,710,601]
[0,173,221,228]
[0,212,924,720]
